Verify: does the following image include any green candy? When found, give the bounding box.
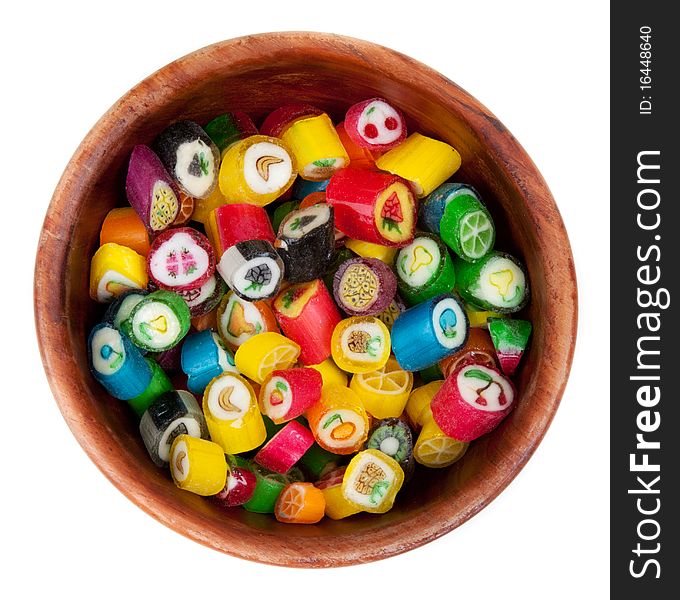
[440,194,495,262]
[488,318,532,376]
[454,251,529,314]
[127,358,173,417]
[394,232,456,305]
[419,363,443,383]
[270,200,300,233]
[204,113,256,153]
[323,247,357,293]
[299,443,339,479]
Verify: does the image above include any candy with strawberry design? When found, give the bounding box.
[344,98,407,152]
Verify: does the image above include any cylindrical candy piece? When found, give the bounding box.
[216,290,279,350]
[391,294,468,372]
[335,122,376,169]
[206,203,275,260]
[126,358,173,417]
[217,240,284,301]
[413,417,469,468]
[306,358,348,389]
[349,357,414,419]
[275,482,326,524]
[219,135,296,206]
[333,257,397,317]
[454,251,529,313]
[204,112,258,153]
[331,316,391,374]
[305,384,369,455]
[176,273,226,317]
[487,317,532,376]
[203,372,266,454]
[242,465,288,514]
[123,290,191,352]
[103,289,149,330]
[259,368,322,424]
[344,238,398,265]
[275,204,335,283]
[366,417,414,472]
[147,227,215,292]
[300,443,340,479]
[260,104,323,137]
[90,243,148,303]
[394,232,456,305]
[154,121,221,199]
[191,185,228,225]
[234,332,300,384]
[280,113,349,181]
[213,463,258,507]
[292,176,329,200]
[440,193,495,262]
[125,145,180,233]
[431,363,515,441]
[375,133,461,198]
[344,98,407,152]
[271,199,301,233]
[405,381,444,430]
[272,279,342,365]
[419,183,481,235]
[88,323,151,400]
[439,327,497,378]
[254,420,315,474]
[169,435,227,496]
[99,207,151,257]
[341,449,404,514]
[465,303,504,329]
[314,466,360,520]
[326,167,416,247]
[181,330,237,394]
[139,390,208,467]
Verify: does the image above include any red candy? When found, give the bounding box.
[344,98,407,152]
[254,421,315,474]
[260,104,323,137]
[259,367,323,424]
[206,203,275,259]
[213,466,257,507]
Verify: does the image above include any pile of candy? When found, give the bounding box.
[88,99,532,524]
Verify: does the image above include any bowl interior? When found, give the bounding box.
[35,33,577,567]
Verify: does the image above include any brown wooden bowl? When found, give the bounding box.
[34,32,577,567]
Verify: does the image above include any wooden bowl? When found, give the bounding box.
[34,32,577,567]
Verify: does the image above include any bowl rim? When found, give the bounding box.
[34,31,578,567]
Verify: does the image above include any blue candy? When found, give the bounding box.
[292,177,330,200]
[180,330,237,394]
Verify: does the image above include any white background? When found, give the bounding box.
[2,1,609,598]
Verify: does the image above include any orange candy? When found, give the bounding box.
[275,482,326,524]
[298,191,327,209]
[336,122,378,169]
[99,207,150,257]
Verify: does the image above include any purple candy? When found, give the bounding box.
[125,145,180,233]
[332,257,397,316]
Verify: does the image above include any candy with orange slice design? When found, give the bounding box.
[275,482,326,524]
[169,434,227,496]
[203,372,266,454]
[349,357,414,419]
[259,368,322,424]
[273,279,341,365]
[234,332,300,384]
[89,243,148,303]
[306,384,369,455]
[326,167,416,247]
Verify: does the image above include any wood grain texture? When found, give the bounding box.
[33,32,578,567]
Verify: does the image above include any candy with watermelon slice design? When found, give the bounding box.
[487,318,532,376]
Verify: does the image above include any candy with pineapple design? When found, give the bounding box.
[331,316,391,374]
[341,449,405,513]
[431,363,516,441]
[487,317,532,375]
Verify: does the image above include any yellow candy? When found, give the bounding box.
[306,384,369,455]
[331,316,390,374]
[321,484,361,520]
[405,381,444,429]
[191,185,228,225]
[413,417,469,468]
[203,372,266,454]
[234,332,300,384]
[169,435,228,496]
[465,303,504,328]
[307,358,348,388]
[375,133,461,197]
[281,114,349,181]
[344,239,398,264]
[219,135,297,206]
[349,357,414,419]
[89,242,148,303]
[341,449,404,513]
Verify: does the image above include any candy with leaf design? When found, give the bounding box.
[154,121,220,200]
[273,279,341,365]
[488,318,532,375]
[331,316,391,374]
[169,435,227,496]
[344,98,407,152]
[341,449,404,513]
[89,243,148,303]
[218,134,296,206]
[217,240,284,301]
[259,368,322,424]
[454,251,529,313]
[139,390,208,467]
[431,363,516,441]
[147,227,215,292]
[203,372,266,454]
[375,132,461,198]
[181,330,237,394]
[391,294,468,372]
[306,384,369,455]
[326,167,416,247]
